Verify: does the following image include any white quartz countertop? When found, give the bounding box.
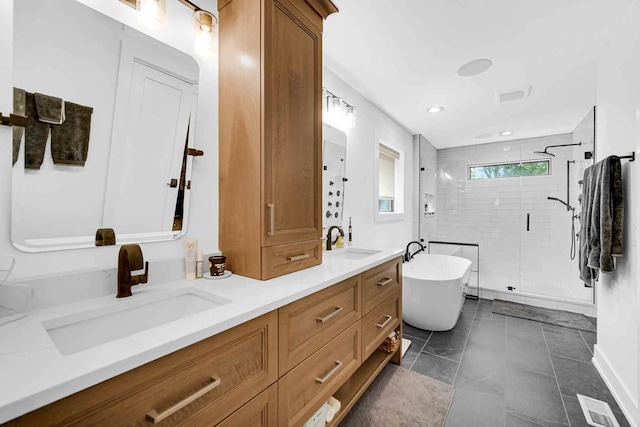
[0,247,403,423]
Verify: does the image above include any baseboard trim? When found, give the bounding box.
[472,286,596,317]
[593,345,639,427]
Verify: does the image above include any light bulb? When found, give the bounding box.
[137,0,166,31]
[346,106,356,129]
[330,96,343,112]
[194,11,217,57]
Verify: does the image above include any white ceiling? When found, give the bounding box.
[323,0,635,149]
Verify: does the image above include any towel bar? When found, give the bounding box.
[618,153,635,162]
[0,113,27,128]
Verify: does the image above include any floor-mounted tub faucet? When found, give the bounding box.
[404,241,426,262]
[117,244,149,298]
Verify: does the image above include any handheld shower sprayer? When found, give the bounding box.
[546,196,575,212]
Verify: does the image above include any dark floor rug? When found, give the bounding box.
[492,299,596,332]
[339,364,455,427]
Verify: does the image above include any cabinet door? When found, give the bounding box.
[263,0,322,247]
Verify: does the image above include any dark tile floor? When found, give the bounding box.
[401,298,630,427]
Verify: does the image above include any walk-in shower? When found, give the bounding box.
[418,107,596,309]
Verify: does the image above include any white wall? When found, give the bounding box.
[594,0,640,424]
[323,67,414,250]
[0,0,219,280]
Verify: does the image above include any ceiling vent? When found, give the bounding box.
[496,86,532,103]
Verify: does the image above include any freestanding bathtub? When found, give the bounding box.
[403,254,472,331]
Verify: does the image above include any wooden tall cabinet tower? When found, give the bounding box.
[219,0,338,280]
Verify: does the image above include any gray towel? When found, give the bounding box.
[24,92,50,170]
[579,165,597,284]
[12,88,26,166]
[581,156,624,280]
[34,93,65,125]
[50,101,93,166]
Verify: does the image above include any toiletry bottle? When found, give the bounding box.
[336,235,344,248]
[183,238,198,280]
[196,250,203,279]
[348,217,353,246]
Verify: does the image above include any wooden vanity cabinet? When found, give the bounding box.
[219,0,338,280]
[3,257,402,427]
[5,312,278,427]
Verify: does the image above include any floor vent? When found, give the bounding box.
[496,85,532,103]
[577,394,620,427]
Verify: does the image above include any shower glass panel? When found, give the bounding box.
[432,141,522,293]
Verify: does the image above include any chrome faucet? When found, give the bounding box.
[326,226,344,251]
[404,241,426,263]
[117,244,149,298]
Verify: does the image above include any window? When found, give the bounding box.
[468,160,550,180]
[375,139,404,220]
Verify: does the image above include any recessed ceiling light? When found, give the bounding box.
[500,131,514,136]
[457,59,492,77]
[475,133,493,139]
[428,106,444,113]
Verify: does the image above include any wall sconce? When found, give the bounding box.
[323,87,357,129]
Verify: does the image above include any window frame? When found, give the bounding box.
[467,159,551,180]
[374,136,405,222]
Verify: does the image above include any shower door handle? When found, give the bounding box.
[526,213,530,231]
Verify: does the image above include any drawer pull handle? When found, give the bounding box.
[316,306,343,323]
[146,376,221,423]
[288,253,311,262]
[377,277,393,287]
[376,315,393,329]
[267,204,275,236]
[316,360,343,384]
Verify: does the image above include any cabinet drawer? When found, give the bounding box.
[217,383,278,427]
[7,312,278,427]
[261,239,322,280]
[362,257,402,313]
[278,321,361,427]
[362,291,402,360]
[279,274,361,375]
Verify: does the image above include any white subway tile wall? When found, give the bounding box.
[435,134,593,304]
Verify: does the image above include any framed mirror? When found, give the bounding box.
[11,0,200,252]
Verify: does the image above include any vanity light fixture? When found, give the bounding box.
[500,130,514,136]
[428,106,444,113]
[323,87,357,129]
[124,0,217,56]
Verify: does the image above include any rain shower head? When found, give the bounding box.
[534,142,582,157]
[533,149,555,157]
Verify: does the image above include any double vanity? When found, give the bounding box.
[0,248,403,426]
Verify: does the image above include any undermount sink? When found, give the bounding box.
[43,288,231,355]
[329,248,382,260]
